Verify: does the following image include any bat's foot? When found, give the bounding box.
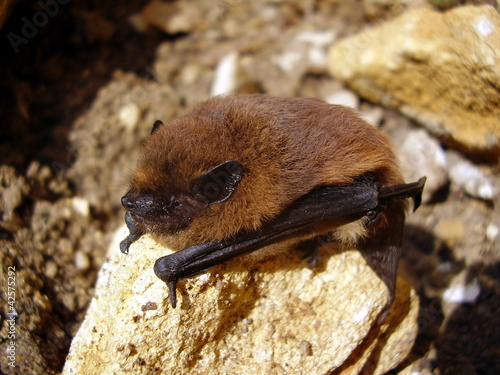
[297,235,330,269]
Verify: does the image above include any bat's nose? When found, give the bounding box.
[121,195,136,210]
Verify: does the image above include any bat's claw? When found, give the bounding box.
[119,238,130,254]
[377,176,427,211]
[412,176,427,212]
[168,280,178,308]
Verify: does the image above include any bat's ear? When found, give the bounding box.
[150,120,164,135]
[190,160,244,205]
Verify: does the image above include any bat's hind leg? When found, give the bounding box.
[297,235,331,269]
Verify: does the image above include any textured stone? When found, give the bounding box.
[328,6,500,155]
[63,228,419,375]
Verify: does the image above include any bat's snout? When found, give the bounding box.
[121,191,163,218]
[121,193,136,211]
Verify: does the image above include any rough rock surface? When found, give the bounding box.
[328,5,500,156]
[63,232,419,375]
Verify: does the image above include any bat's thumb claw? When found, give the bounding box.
[119,240,130,255]
[168,280,178,308]
[412,176,427,212]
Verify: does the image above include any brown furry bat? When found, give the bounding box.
[121,94,425,308]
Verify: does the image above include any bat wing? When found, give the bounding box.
[154,177,426,307]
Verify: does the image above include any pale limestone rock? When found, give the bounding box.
[63,228,419,375]
[328,6,500,154]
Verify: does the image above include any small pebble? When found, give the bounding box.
[118,103,141,131]
[72,197,90,217]
[443,279,481,304]
[325,89,359,108]
[296,30,336,46]
[486,223,499,241]
[361,106,384,126]
[307,46,328,70]
[75,251,91,271]
[45,261,58,278]
[434,219,464,247]
[277,50,302,73]
[140,1,201,34]
[298,339,313,356]
[128,14,148,33]
[211,51,240,96]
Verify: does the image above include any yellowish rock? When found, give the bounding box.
[63,229,419,374]
[328,6,500,154]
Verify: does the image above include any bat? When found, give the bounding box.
[120,94,426,309]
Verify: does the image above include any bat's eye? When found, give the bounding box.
[204,185,218,197]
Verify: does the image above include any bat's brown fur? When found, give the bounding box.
[127,94,406,254]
